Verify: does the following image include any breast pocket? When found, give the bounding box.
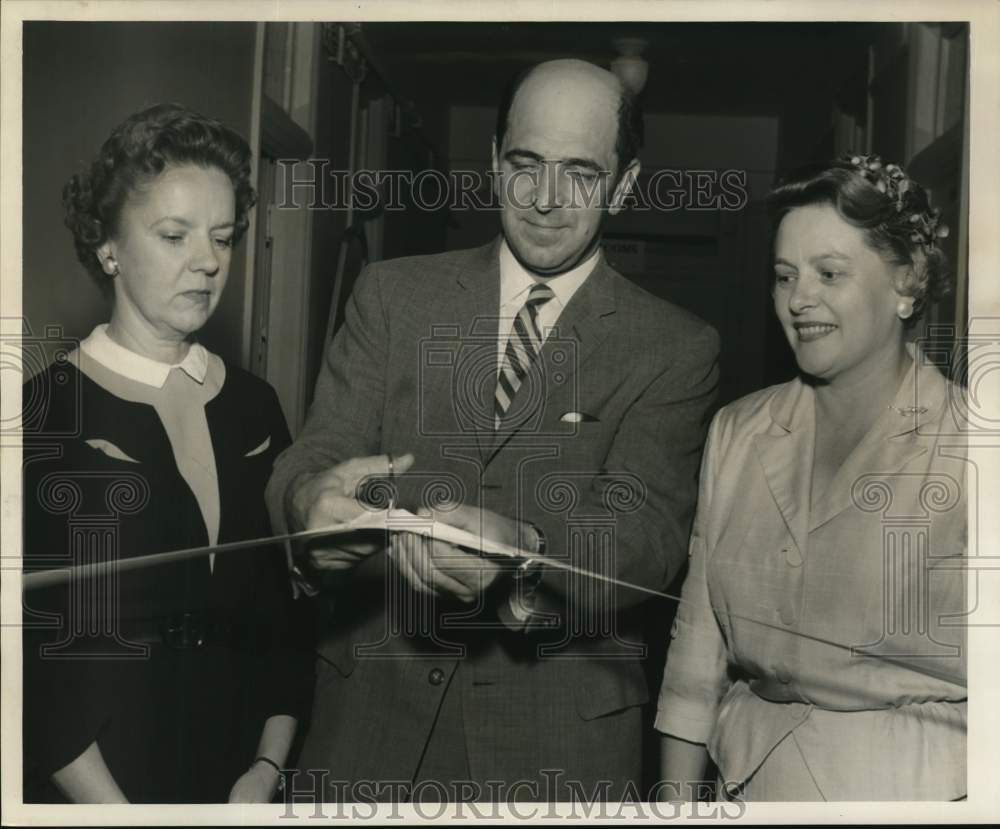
[85,438,141,464]
[243,435,271,458]
[550,414,615,465]
[240,434,278,485]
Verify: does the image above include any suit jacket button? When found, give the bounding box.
[428,668,445,686]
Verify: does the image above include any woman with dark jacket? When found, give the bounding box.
[22,103,312,803]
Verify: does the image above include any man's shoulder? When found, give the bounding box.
[603,266,718,352]
[368,243,494,287]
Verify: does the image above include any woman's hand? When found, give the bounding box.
[658,733,711,801]
[228,760,281,803]
[232,716,297,803]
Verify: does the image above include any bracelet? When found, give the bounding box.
[252,756,285,793]
[250,754,281,775]
[254,755,281,774]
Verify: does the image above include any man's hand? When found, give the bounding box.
[288,453,414,571]
[446,503,540,553]
[386,505,539,602]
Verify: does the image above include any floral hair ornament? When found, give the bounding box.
[844,153,950,250]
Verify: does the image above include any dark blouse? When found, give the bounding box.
[22,359,314,803]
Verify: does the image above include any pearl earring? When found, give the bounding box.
[897,300,913,320]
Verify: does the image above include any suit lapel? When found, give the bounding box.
[485,257,617,464]
[451,241,502,462]
[540,257,616,402]
[456,239,503,333]
[753,379,814,558]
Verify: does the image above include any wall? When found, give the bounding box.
[306,63,450,410]
[22,22,257,366]
[301,55,353,409]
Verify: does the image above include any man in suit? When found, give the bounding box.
[266,58,719,802]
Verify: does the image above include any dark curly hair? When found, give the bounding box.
[63,103,256,288]
[766,157,950,326]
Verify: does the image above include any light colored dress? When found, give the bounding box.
[656,353,967,801]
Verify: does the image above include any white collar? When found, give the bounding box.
[80,324,209,388]
[499,238,599,310]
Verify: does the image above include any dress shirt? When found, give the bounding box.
[496,238,599,373]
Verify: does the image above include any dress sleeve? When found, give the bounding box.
[653,412,733,743]
[23,621,115,780]
[248,544,316,726]
[248,385,315,727]
[22,425,116,780]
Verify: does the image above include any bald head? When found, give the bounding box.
[495,59,640,175]
[519,58,624,101]
[521,58,624,99]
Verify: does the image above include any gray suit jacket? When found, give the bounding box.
[266,239,719,796]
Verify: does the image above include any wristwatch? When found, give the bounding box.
[524,520,546,556]
[515,521,546,592]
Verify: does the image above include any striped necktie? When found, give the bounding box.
[495,283,555,426]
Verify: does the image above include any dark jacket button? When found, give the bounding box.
[428,668,445,686]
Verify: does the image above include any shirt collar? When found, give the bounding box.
[80,324,208,388]
[499,238,600,311]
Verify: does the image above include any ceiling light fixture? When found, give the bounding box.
[611,37,649,96]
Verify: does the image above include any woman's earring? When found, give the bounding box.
[103,259,119,278]
[897,300,913,320]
